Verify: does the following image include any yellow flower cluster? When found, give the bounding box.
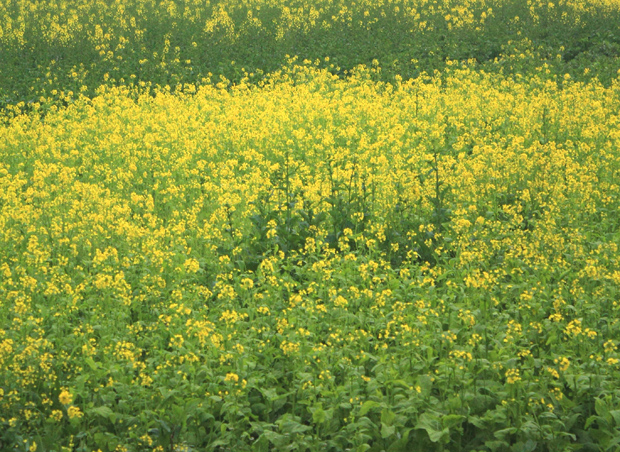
[58,389,72,406]
[505,368,521,384]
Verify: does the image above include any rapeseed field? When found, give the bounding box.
[1,1,620,451]
[2,0,620,107]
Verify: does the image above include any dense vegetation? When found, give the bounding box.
[1,1,620,451]
[1,0,620,110]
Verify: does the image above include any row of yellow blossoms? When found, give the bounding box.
[1,63,620,450]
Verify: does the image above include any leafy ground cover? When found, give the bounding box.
[1,1,620,452]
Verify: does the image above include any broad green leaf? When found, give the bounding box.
[428,428,450,443]
[90,406,115,422]
[604,435,620,451]
[596,398,610,420]
[418,375,433,394]
[442,414,464,429]
[85,357,99,371]
[278,419,312,435]
[381,423,396,439]
[312,405,326,424]
[386,428,412,452]
[381,409,396,426]
[585,415,598,430]
[416,412,448,443]
[494,427,518,439]
[359,400,381,417]
[261,430,287,448]
[386,379,410,389]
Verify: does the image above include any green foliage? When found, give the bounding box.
[1,0,619,112]
[2,1,620,451]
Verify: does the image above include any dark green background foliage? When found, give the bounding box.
[1,0,619,109]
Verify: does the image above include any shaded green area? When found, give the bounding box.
[1,0,619,109]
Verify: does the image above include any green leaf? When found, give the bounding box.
[416,412,441,432]
[261,430,287,448]
[429,428,450,443]
[159,388,178,401]
[386,379,410,389]
[93,433,107,445]
[596,398,610,420]
[494,427,518,439]
[485,440,510,451]
[386,428,412,452]
[278,419,312,435]
[359,400,381,417]
[381,409,396,426]
[85,357,99,370]
[312,405,326,424]
[546,333,557,345]
[89,406,115,422]
[514,439,537,452]
[442,414,464,430]
[418,375,433,394]
[416,412,449,443]
[584,415,598,430]
[381,423,396,439]
[261,388,279,401]
[210,439,231,448]
[468,415,486,429]
[604,435,620,451]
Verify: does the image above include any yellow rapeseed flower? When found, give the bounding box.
[58,390,72,405]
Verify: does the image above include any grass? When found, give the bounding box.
[1,1,620,451]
